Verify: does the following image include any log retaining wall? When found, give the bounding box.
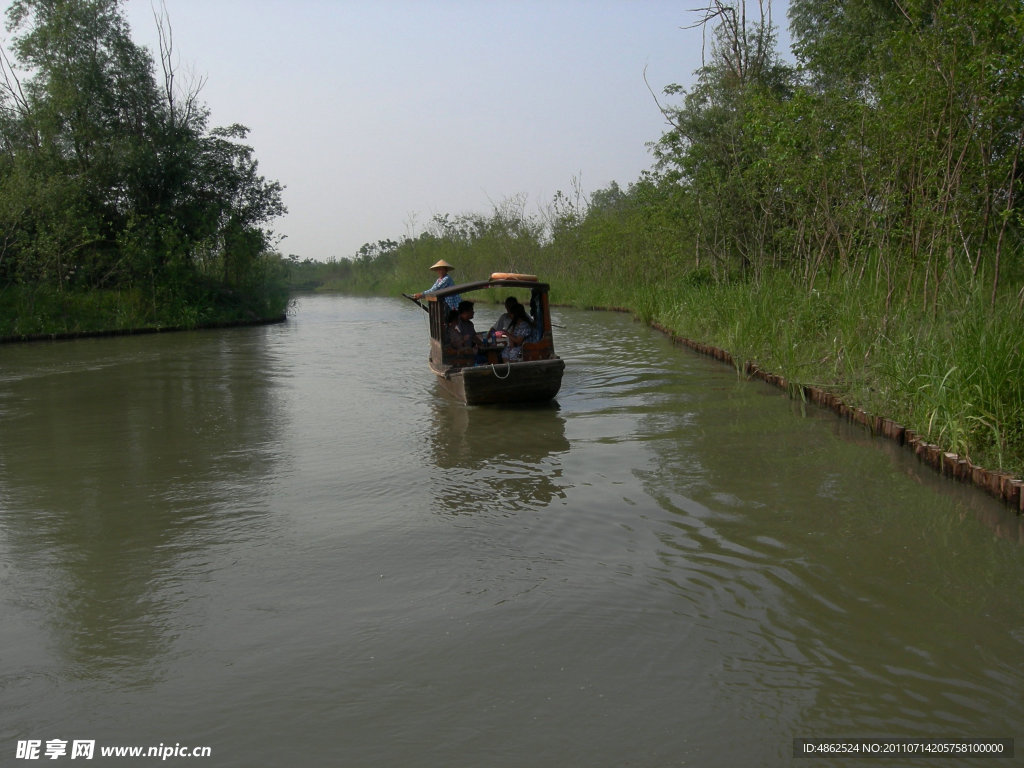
[653,323,1023,514]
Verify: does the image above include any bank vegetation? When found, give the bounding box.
[313,0,1024,479]
[0,0,288,339]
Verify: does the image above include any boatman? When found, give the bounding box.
[413,260,461,311]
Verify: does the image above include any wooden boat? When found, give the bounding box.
[420,273,565,405]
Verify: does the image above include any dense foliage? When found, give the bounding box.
[325,0,1023,476]
[0,0,287,336]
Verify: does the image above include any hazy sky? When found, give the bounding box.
[13,0,793,262]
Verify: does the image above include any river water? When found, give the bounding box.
[1,294,1021,767]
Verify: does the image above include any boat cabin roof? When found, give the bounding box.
[431,276,550,300]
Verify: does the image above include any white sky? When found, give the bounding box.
[10,0,792,262]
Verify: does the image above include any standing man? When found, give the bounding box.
[413,260,461,311]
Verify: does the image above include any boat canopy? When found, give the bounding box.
[425,275,554,352]
[430,276,551,300]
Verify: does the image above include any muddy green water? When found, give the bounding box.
[1,295,1021,767]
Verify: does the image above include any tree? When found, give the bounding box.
[0,0,164,286]
[0,0,286,311]
[785,0,1024,304]
[650,1,794,280]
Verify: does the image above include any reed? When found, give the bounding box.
[649,268,1024,476]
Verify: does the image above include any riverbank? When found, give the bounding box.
[0,314,288,345]
[652,324,1024,514]
[0,284,291,344]
[321,256,1024,489]
[361,256,1022,510]
[551,268,1024,512]
[319,263,1024,511]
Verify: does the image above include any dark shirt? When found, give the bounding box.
[448,318,479,352]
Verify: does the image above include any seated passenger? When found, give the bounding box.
[448,300,483,361]
[490,296,520,336]
[501,302,534,362]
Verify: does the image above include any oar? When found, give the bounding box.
[401,293,428,312]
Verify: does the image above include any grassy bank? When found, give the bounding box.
[620,269,1024,480]
[0,278,290,341]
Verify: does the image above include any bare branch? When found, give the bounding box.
[153,0,175,113]
[0,42,30,116]
[680,2,728,31]
[681,1,776,88]
[152,0,206,129]
[643,64,683,132]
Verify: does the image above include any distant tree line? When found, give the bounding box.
[0,0,287,335]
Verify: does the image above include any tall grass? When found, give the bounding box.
[650,267,1024,475]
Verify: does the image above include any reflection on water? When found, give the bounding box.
[428,399,570,515]
[0,330,283,677]
[631,362,1024,742]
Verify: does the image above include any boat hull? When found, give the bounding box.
[432,358,565,405]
